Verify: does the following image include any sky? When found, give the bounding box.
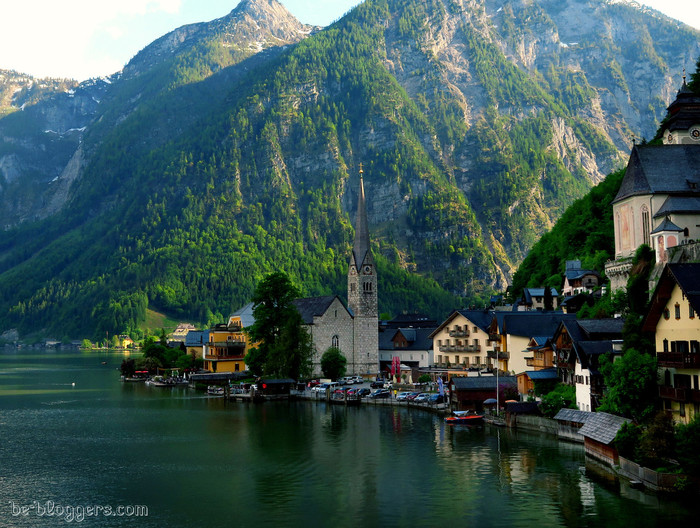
[0,0,698,81]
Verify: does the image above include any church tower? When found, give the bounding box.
[348,165,379,375]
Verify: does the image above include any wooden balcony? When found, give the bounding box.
[659,386,700,402]
[449,329,470,338]
[657,352,700,369]
[487,350,509,360]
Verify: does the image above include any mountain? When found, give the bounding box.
[0,0,699,341]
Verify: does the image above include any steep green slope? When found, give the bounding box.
[0,0,698,341]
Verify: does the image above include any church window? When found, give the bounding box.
[641,206,650,246]
[350,283,356,292]
[675,303,681,320]
[363,281,373,293]
[332,335,339,348]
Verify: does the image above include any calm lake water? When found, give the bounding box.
[0,348,696,527]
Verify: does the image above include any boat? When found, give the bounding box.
[445,410,484,425]
[207,385,225,396]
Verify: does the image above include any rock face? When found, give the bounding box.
[0,0,699,335]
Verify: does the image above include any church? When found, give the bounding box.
[293,166,379,377]
[606,77,700,291]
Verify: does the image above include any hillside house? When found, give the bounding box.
[642,263,700,424]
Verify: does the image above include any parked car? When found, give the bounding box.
[370,380,385,389]
[311,383,331,393]
[351,376,364,384]
[428,394,446,404]
[369,389,391,399]
[414,393,430,403]
[356,388,371,398]
[396,392,412,401]
[406,392,421,401]
[339,377,355,385]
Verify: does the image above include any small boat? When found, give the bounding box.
[207,385,225,396]
[445,410,484,425]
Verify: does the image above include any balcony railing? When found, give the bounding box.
[487,350,509,360]
[659,386,700,403]
[657,352,700,369]
[488,334,500,343]
[449,330,470,338]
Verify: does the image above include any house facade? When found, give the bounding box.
[518,288,559,311]
[430,310,496,370]
[203,305,256,373]
[562,260,601,297]
[642,263,700,424]
[379,327,434,372]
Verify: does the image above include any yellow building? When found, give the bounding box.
[203,303,256,373]
[643,263,700,424]
[430,310,497,371]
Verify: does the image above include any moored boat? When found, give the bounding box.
[445,410,484,425]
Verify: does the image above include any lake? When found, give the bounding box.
[0,348,695,527]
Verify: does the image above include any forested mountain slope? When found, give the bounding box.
[0,0,698,340]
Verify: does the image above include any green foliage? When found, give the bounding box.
[512,169,624,296]
[539,383,577,418]
[418,374,431,384]
[676,415,700,477]
[320,346,347,380]
[81,339,93,349]
[244,272,311,379]
[638,411,676,468]
[614,421,642,461]
[598,349,658,423]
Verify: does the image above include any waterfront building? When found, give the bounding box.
[203,304,256,373]
[552,318,624,412]
[378,326,435,372]
[449,375,517,412]
[642,263,700,424]
[430,309,495,370]
[578,412,631,467]
[184,330,209,359]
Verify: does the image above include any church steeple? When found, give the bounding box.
[348,165,377,319]
[352,164,370,269]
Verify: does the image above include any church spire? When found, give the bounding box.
[352,164,370,269]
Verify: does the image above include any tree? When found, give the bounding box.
[321,347,347,380]
[245,272,310,379]
[81,339,93,349]
[598,348,658,423]
[539,383,577,418]
[543,285,553,311]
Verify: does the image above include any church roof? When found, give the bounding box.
[654,196,700,218]
[650,216,684,234]
[613,145,700,203]
[665,80,700,132]
[292,296,344,324]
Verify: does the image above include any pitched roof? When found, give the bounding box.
[450,375,517,390]
[351,173,371,268]
[650,216,684,234]
[654,196,700,218]
[554,408,594,424]
[231,302,256,328]
[578,412,630,445]
[643,263,700,331]
[292,296,342,324]
[430,309,494,338]
[613,145,700,204]
[379,327,435,351]
[576,318,625,339]
[564,269,601,281]
[525,368,558,380]
[185,330,209,346]
[502,313,576,338]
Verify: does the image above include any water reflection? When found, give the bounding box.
[1,348,698,527]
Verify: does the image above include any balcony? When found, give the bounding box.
[487,350,509,360]
[488,334,500,343]
[660,386,700,403]
[657,352,700,369]
[467,344,481,352]
[449,329,470,338]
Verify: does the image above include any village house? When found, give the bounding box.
[379,326,435,372]
[517,287,559,311]
[184,330,209,359]
[429,310,495,370]
[578,412,631,467]
[449,375,517,413]
[552,318,624,412]
[561,260,601,297]
[203,304,255,373]
[642,263,700,424]
[489,312,576,376]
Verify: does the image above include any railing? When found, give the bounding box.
[449,330,469,338]
[467,344,481,352]
[657,352,700,368]
[488,334,500,343]
[487,350,509,360]
[660,386,700,402]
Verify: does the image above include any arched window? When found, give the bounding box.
[363,281,373,293]
[332,335,339,348]
[641,206,650,246]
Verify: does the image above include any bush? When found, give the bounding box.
[676,416,700,477]
[539,384,576,418]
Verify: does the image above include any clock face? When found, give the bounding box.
[690,126,700,141]
[363,265,372,274]
[667,133,674,144]
[349,266,356,275]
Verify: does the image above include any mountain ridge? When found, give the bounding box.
[0,0,699,340]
